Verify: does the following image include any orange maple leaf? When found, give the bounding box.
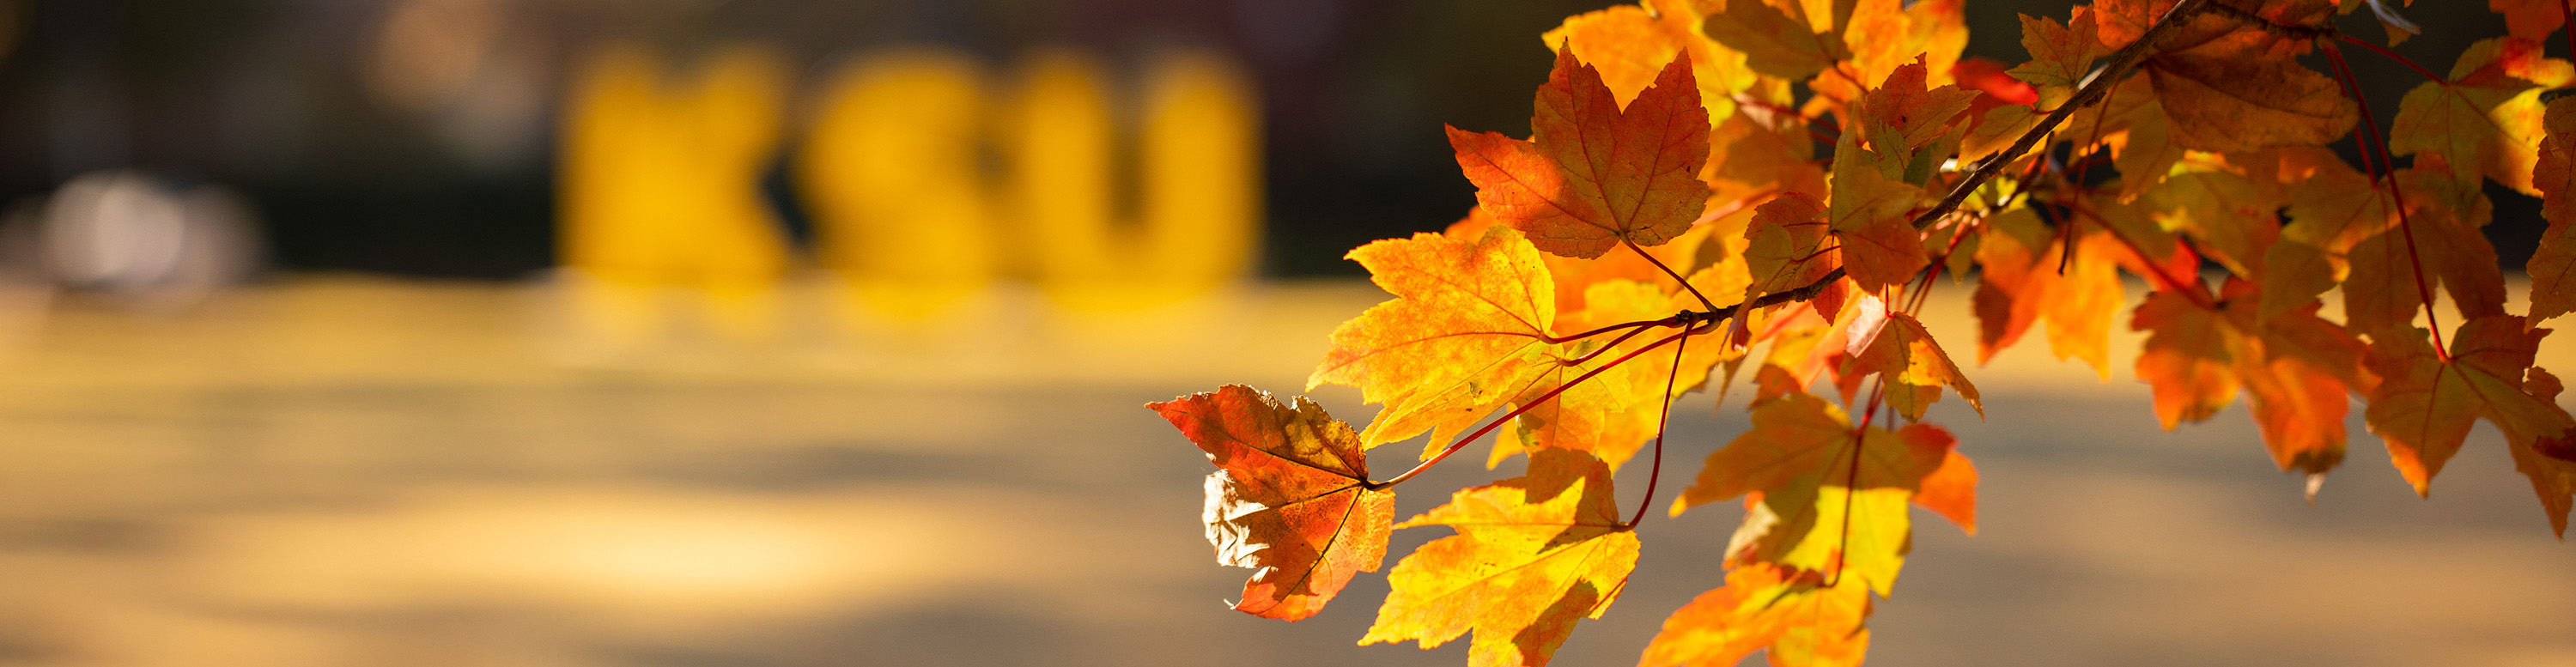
[2388,38,2571,196]
[1807,0,1967,106]
[1972,208,2127,377]
[1311,227,1558,454]
[1742,192,1838,303]
[1449,48,1712,260]
[1492,278,1733,469]
[2136,151,2283,279]
[2362,316,2576,534]
[1699,0,1850,81]
[1839,297,1984,422]
[1542,0,1759,118]
[1639,564,1873,667]
[2509,368,2576,535]
[1826,112,1929,295]
[2492,0,2569,41]
[2068,2,2355,192]
[1857,57,1978,155]
[2129,279,2369,477]
[1649,402,1971,667]
[1446,204,1722,316]
[2253,147,2402,319]
[1150,385,1396,621]
[2528,96,2576,322]
[1362,449,1639,667]
[2005,8,2100,101]
[1673,389,1975,585]
[2339,161,2509,338]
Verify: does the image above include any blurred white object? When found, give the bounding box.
[27,170,263,304]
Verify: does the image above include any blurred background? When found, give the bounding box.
[0,0,2567,665]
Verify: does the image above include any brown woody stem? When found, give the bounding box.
[2196,1,2336,41]
[1371,265,1850,489]
[1370,327,1695,488]
[1908,0,2215,232]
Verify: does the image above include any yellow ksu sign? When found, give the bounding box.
[558,42,1261,343]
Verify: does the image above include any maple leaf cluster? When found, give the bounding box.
[1152,1,2576,665]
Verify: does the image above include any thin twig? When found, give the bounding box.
[1625,324,1691,528]
[2324,43,2448,361]
[1370,264,1850,488]
[1908,0,2215,232]
[1628,239,1719,312]
[1371,328,1694,488]
[2196,1,2336,41]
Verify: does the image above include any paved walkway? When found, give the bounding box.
[0,279,2566,666]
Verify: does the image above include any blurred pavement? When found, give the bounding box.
[0,278,2567,666]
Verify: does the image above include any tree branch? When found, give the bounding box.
[1715,267,1844,319]
[2197,1,2336,41]
[1908,0,2215,231]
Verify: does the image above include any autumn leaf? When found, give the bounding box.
[1827,120,1928,294]
[2142,45,2355,154]
[1363,449,1640,667]
[1638,563,1873,667]
[2066,3,2354,192]
[2509,368,2576,535]
[2239,299,2372,476]
[2341,164,2508,338]
[2261,147,2400,319]
[1972,208,2127,377]
[2133,289,2240,428]
[2363,317,2576,509]
[1543,0,1759,119]
[2492,0,2568,42]
[1961,103,2043,163]
[1817,0,1968,105]
[1828,179,1926,294]
[2129,279,2367,476]
[1446,205,1717,315]
[2138,151,2284,278]
[1673,390,1975,588]
[1742,191,1838,306]
[1953,57,2038,108]
[1649,408,1971,667]
[2063,75,2191,197]
[2005,8,2099,104]
[2388,38,2571,195]
[1699,0,1850,81]
[1858,57,1978,155]
[1449,48,1712,260]
[1708,104,1830,200]
[1840,296,1984,422]
[1150,385,1396,621]
[1311,227,1558,454]
[2529,96,2576,322]
[1491,278,1730,469]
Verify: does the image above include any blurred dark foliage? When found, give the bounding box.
[0,0,2544,279]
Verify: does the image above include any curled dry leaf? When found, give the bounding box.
[1149,385,1396,621]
